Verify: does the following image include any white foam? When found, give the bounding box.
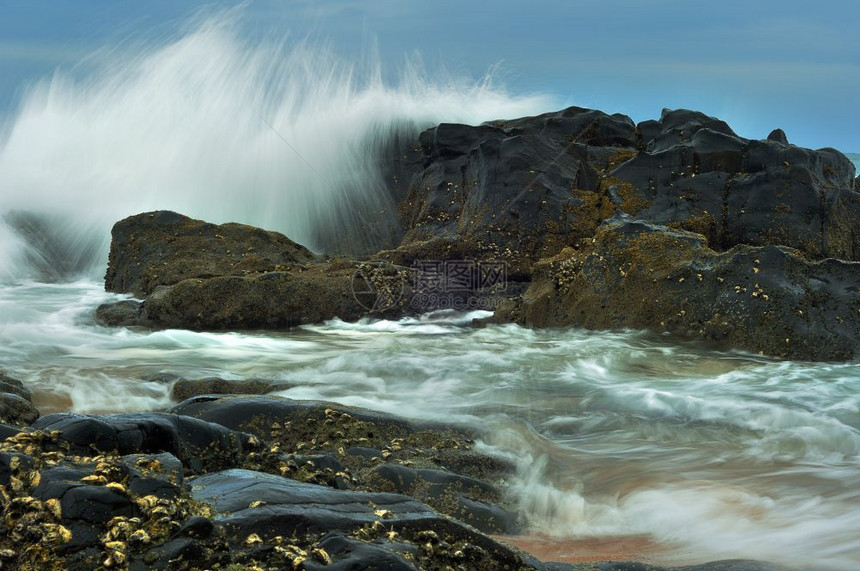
[0,11,552,281]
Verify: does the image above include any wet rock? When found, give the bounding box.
[172,395,522,532]
[31,412,251,473]
[303,533,416,571]
[171,515,215,540]
[0,423,22,440]
[190,468,437,536]
[386,107,637,278]
[0,370,38,426]
[95,299,142,327]
[139,537,205,569]
[170,395,414,445]
[0,450,34,485]
[170,377,293,402]
[139,259,411,330]
[122,453,184,499]
[105,210,316,298]
[501,216,860,360]
[60,484,136,524]
[0,391,39,426]
[190,469,535,568]
[0,370,32,401]
[368,463,518,534]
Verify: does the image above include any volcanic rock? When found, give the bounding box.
[105,210,316,298]
[0,370,38,426]
[499,216,860,360]
[31,412,252,473]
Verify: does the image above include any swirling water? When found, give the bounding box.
[1,280,857,569]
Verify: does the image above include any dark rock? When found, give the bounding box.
[170,395,414,444]
[190,469,435,536]
[105,210,316,298]
[367,463,518,534]
[171,515,215,540]
[304,533,416,571]
[0,423,22,440]
[60,484,135,523]
[0,370,38,426]
[190,469,535,568]
[31,412,251,473]
[138,259,411,330]
[95,299,142,326]
[501,216,860,360]
[0,451,34,485]
[608,112,860,260]
[430,448,517,482]
[170,377,293,402]
[33,465,93,499]
[289,453,345,474]
[171,395,519,529]
[766,128,788,145]
[387,107,636,278]
[139,538,205,569]
[345,446,382,460]
[0,370,32,401]
[64,547,103,571]
[122,453,184,499]
[0,391,39,426]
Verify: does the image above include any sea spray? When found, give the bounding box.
[0,12,551,283]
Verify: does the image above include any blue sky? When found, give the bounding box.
[1,0,858,152]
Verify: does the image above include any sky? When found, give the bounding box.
[0,0,858,152]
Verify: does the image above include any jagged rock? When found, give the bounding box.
[0,370,32,401]
[103,211,414,329]
[95,299,142,327]
[767,128,789,145]
[189,469,535,569]
[610,109,859,259]
[499,216,860,360]
[385,106,857,289]
[0,392,39,426]
[31,412,253,473]
[0,370,38,426]
[105,210,317,298]
[367,463,519,534]
[386,107,638,278]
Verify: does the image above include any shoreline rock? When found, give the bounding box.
[0,393,790,570]
[96,105,859,360]
[496,216,860,360]
[0,370,39,427]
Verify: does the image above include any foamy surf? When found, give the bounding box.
[1,278,859,568]
[0,12,551,283]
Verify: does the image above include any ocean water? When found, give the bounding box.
[1,12,859,570]
[0,280,858,569]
